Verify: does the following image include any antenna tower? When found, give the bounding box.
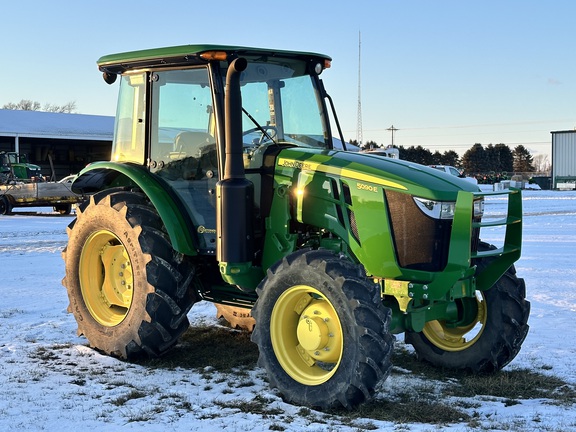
[356,31,363,146]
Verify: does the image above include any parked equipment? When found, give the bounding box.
[0,152,82,215]
[62,45,529,409]
[0,151,43,184]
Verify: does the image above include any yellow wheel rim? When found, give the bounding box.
[79,230,134,326]
[270,285,343,386]
[422,291,487,352]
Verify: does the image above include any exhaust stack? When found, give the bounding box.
[216,57,255,276]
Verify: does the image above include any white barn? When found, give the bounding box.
[0,109,113,180]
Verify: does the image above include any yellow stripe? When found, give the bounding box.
[277,158,407,191]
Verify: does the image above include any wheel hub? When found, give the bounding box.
[100,243,133,308]
[79,230,134,327]
[270,285,344,385]
[297,316,329,351]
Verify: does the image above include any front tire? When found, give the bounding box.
[54,203,72,215]
[62,188,197,359]
[251,249,393,409]
[0,195,12,215]
[405,242,530,372]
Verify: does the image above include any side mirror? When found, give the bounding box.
[103,72,117,85]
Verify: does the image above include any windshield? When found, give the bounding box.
[6,153,25,164]
[238,60,329,149]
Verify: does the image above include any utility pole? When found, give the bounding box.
[356,31,363,147]
[387,125,398,146]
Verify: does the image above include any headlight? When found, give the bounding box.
[413,197,456,219]
[413,196,485,220]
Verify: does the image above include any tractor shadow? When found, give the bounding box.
[137,324,259,372]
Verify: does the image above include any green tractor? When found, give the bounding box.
[62,44,529,409]
[0,151,43,184]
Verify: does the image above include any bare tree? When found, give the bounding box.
[43,101,77,113]
[2,99,77,113]
[2,99,41,110]
[533,154,551,173]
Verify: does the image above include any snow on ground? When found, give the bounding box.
[1,189,575,431]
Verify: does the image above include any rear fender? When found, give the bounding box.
[72,161,197,256]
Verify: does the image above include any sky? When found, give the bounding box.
[2,0,575,158]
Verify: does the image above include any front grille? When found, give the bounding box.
[342,182,360,244]
[385,190,452,272]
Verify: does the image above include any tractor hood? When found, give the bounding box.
[14,162,41,171]
[275,147,479,201]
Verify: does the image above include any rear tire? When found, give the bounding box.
[405,242,530,373]
[62,188,197,359]
[251,249,393,409]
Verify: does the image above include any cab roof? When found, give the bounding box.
[97,44,332,75]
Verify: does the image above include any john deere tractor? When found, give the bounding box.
[0,151,43,184]
[62,44,529,409]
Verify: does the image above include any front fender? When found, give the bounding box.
[72,161,197,256]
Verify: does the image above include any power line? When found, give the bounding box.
[360,118,574,133]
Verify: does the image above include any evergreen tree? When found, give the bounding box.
[485,144,498,172]
[462,143,489,173]
[484,143,514,173]
[432,150,443,165]
[494,143,514,173]
[441,150,460,166]
[401,145,433,165]
[512,145,535,172]
[397,145,407,160]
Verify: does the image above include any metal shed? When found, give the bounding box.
[551,130,576,189]
[0,109,113,180]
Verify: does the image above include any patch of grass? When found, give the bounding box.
[110,389,148,406]
[385,345,576,424]
[391,345,576,406]
[331,395,471,426]
[450,369,576,404]
[27,343,75,365]
[124,406,164,423]
[29,346,60,362]
[138,325,258,373]
[0,308,24,318]
[214,395,284,417]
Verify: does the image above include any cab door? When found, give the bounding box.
[149,67,218,253]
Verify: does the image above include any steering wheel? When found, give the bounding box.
[243,126,278,145]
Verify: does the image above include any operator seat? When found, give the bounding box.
[161,131,217,180]
[174,131,214,158]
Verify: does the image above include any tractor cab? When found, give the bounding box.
[75,46,336,261]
